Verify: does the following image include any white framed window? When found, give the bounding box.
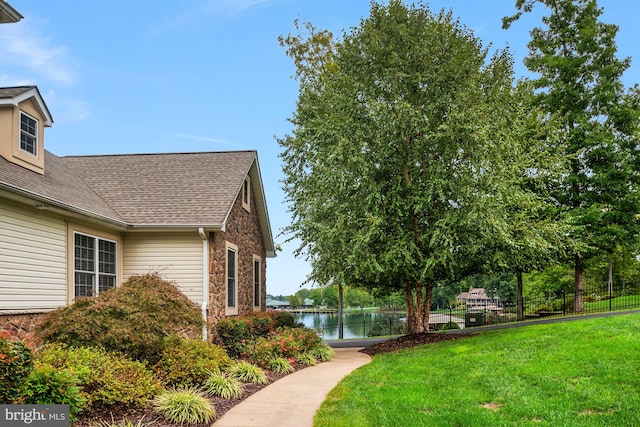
[74,232,117,298]
[242,176,250,211]
[19,112,38,156]
[253,255,261,309]
[226,242,238,315]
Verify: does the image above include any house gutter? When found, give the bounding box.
[199,227,209,341]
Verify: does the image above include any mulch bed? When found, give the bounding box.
[73,333,476,426]
[360,331,476,356]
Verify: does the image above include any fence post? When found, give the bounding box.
[562,290,566,316]
[363,319,366,338]
[389,317,393,336]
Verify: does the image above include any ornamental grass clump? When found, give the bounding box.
[203,369,243,399]
[152,387,216,425]
[268,357,295,374]
[295,352,318,366]
[229,361,269,385]
[310,344,335,362]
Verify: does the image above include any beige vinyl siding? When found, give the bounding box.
[0,201,67,310]
[123,232,204,304]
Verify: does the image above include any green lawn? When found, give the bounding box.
[315,314,640,427]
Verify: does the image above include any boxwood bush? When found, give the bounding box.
[153,336,232,387]
[35,344,162,411]
[36,274,203,363]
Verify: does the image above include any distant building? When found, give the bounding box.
[266,299,290,310]
[456,288,501,312]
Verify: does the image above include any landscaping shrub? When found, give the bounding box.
[152,387,216,425]
[36,274,203,363]
[203,370,243,399]
[310,343,335,362]
[268,357,295,374]
[295,352,318,366]
[24,365,85,418]
[0,338,33,403]
[216,311,297,357]
[241,326,323,367]
[35,344,162,410]
[229,361,268,384]
[153,336,232,387]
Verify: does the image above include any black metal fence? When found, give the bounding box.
[312,284,640,339]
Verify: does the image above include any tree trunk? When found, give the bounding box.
[573,254,584,313]
[338,283,344,339]
[405,281,428,334]
[421,284,433,332]
[516,271,524,321]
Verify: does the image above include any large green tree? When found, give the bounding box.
[504,0,640,312]
[280,1,560,333]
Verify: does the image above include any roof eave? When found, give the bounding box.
[126,224,224,232]
[0,184,128,230]
[0,1,23,23]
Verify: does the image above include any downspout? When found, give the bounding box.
[199,228,209,341]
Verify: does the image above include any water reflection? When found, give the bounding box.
[294,310,405,340]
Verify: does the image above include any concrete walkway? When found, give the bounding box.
[211,348,371,427]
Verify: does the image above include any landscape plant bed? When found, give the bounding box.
[72,367,293,427]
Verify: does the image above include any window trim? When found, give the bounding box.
[225,242,239,315]
[252,255,261,310]
[72,231,118,299]
[19,111,38,156]
[242,176,251,212]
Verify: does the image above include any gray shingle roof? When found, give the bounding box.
[0,150,124,223]
[0,86,34,99]
[61,151,257,226]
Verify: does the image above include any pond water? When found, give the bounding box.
[294,310,405,340]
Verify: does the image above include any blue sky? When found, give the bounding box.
[2,0,639,297]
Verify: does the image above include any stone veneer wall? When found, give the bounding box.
[0,312,44,342]
[208,186,267,334]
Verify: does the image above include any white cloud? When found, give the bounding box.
[0,22,77,85]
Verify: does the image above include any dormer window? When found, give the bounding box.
[20,112,37,156]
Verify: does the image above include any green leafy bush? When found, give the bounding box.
[241,327,323,366]
[152,387,216,425]
[24,365,85,418]
[229,361,268,384]
[35,344,162,410]
[0,338,33,403]
[36,274,203,363]
[153,337,231,387]
[203,370,243,399]
[216,311,297,357]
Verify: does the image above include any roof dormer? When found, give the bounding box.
[0,86,53,175]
